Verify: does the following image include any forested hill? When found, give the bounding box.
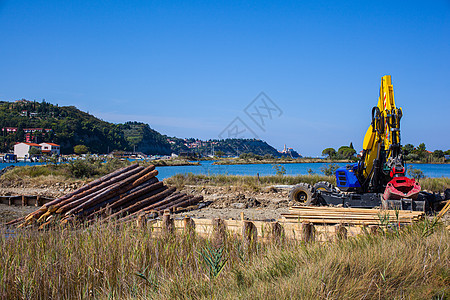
[120,121,172,155]
[0,100,172,154]
[166,137,281,157]
[0,100,281,156]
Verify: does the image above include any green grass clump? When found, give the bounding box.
[1,221,448,299]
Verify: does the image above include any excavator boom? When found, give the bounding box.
[289,75,447,211]
[356,75,420,201]
[361,76,400,181]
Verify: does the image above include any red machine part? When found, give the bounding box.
[383,177,421,200]
[389,166,405,178]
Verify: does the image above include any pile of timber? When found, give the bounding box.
[281,205,425,225]
[6,164,203,229]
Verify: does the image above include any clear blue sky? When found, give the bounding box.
[1,1,449,156]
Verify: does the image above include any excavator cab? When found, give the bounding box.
[335,163,361,192]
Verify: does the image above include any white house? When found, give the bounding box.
[14,142,42,158]
[40,143,60,156]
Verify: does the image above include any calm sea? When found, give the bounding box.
[155,161,450,180]
[1,161,449,180]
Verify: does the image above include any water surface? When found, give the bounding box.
[1,160,448,180]
[156,161,450,180]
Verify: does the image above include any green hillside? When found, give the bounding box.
[0,99,282,156]
[120,121,172,155]
[0,100,129,154]
[166,137,282,157]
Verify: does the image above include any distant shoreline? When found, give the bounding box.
[210,158,449,166]
[212,158,352,165]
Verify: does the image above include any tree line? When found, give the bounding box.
[402,143,449,162]
[322,143,357,160]
[321,142,449,163]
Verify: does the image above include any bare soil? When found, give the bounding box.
[0,182,83,198]
[177,185,293,220]
[0,182,295,223]
[1,183,449,225]
[0,180,84,224]
[0,204,37,223]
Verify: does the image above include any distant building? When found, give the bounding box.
[1,127,18,134]
[2,127,53,143]
[40,143,60,156]
[278,144,301,158]
[23,128,52,133]
[14,142,41,158]
[14,142,60,158]
[2,127,52,134]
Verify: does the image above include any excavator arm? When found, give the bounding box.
[357,75,420,199]
[292,75,439,211]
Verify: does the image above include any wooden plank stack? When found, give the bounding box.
[6,164,203,229]
[141,215,366,242]
[0,195,54,206]
[281,205,425,225]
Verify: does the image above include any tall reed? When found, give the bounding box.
[1,220,448,299]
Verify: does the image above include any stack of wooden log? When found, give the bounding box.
[7,164,203,229]
[281,205,425,225]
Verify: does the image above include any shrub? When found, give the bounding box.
[73,144,89,155]
[272,164,286,176]
[407,165,426,181]
[67,159,100,178]
[320,163,340,176]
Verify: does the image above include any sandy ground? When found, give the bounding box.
[0,182,82,198]
[175,185,294,220]
[0,203,38,223]
[0,184,69,223]
[1,183,448,224]
[182,207,289,221]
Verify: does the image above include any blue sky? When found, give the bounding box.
[0,1,449,156]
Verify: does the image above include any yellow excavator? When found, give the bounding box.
[290,75,448,211]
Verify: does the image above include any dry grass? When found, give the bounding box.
[420,177,450,192]
[1,220,448,299]
[0,158,195,187]
[0,159,134,188]
[165,173,450,193]
[165,173,336,190]
[1,158,131,180]
[0,168,82,189]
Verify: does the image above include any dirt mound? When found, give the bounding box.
[210,192,289,209]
